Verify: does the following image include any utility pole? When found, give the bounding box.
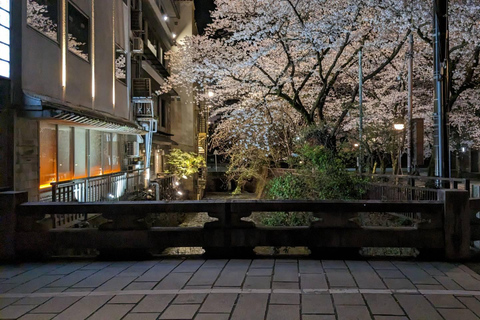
[433,0,450,183]
[407,33,413,174]
[358,49,363,173]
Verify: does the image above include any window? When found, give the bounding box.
[26,0,58,42]
[115,45,126,84]
[57,126,73,181]
[40,125,126,190]
[39,123,57,189]
[102,132,112,174]
[0,0,9,78]
[68,2,89,61]
[89,130,102,176]
[74,128,87,178]
[112,134,121,172]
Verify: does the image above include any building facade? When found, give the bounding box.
[0,0,202,201]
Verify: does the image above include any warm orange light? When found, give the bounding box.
[39,183,55,189]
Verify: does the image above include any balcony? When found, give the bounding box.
[40,169,146,203]
[144,44,170,78]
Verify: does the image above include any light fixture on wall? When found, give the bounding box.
[172,33,176,39]
[163,15,168,21]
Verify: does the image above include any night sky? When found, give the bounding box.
[194,0,215,34]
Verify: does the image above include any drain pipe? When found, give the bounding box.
[151,182,160,200]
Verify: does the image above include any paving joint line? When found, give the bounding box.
[2,288,480,299]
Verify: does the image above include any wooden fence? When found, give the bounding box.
[0,189,472,261]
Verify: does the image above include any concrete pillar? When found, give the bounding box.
[440,190,470,260]
[0,191,28,261]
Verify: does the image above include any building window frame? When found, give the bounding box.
[67,0,90,62]
[26,0,60,44]
[39,124,124,190]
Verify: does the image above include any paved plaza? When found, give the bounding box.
[2,259,480,319]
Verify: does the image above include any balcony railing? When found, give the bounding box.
[40,169,146,203]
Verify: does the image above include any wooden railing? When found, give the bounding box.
[0,189,471,261]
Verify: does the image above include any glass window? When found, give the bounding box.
[0,58,8,78]
[74,128,87,178]
[0,8,9,28]
[89,130,102,176]
[112,133,121,172]
[0,42,9,61]
[102,132,112,174]
[39,123,57,189]
[68,2,89,61]
[57,126,73,181]
[0,0,10,12]
[27,0,58,42]
[115,45,126,84]
[0,25,9,45]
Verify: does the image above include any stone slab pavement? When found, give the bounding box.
[2,259,480,319]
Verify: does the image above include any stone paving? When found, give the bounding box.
[2,259,480,319]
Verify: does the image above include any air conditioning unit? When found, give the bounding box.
[131,10,143,32]
[132,37,144,54]
[132,78,152,98]
[126,141,140,157]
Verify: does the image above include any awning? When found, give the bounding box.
[153,131,178,146]
[21,91,148,135]
[53,112,147,135]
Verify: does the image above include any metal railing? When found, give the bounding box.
[360,174,470,201]
[38,170,145,228]
[49,169,145,203]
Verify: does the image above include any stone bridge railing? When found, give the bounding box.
[0,190,474,261]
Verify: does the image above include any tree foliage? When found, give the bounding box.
[166,148,206,178]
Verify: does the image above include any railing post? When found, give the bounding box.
[51,183,57,202]
[440,189,470,260]
[0,191,28,261]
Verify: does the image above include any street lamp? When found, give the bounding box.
[393,119,405,175]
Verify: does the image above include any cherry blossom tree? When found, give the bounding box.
[164,0,480,181]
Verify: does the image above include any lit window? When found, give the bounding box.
[89,130,102,176]
[74,127,87,178]
[58,126,73,181]
[0,8,9,28]
[0,0,10,12]
[39,123,57,189]
[0,58,8,77]
[0,42,9,61]
[0,25,9,45]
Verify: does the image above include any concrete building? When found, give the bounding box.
[0,0,202,201]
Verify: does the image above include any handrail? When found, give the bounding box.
[49,169,144,188]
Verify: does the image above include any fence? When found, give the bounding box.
[360,174,470,201]
[48,169,146,202]
[38,170,145,228]
[0,189,471,261]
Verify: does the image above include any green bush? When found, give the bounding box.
[261,211,313,227]
[266,145,367,201]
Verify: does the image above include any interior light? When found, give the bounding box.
[163,15,168,21]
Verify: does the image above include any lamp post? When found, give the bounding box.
[358,49,364,173]
[433,0,450,184]
[393,120,405,175]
